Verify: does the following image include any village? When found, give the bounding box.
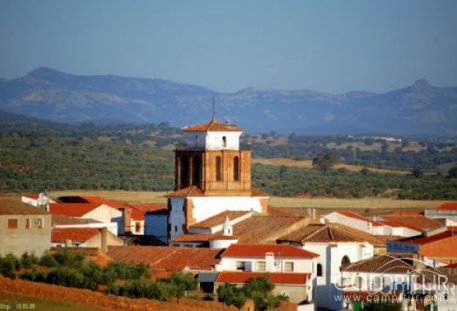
[2,116,457,311]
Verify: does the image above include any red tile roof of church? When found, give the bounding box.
[216,272,311,285]
[436,202,457,210]
[183,120,243,132]
[48,203,101,217]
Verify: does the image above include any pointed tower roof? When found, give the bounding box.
[182,120,243,132]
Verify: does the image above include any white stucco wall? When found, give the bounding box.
[216,256,315,274]
[54,222,118,235]
[184,131,242,150]
[84,204,122,225]
[169,196,264,239]
[302,242,374,310]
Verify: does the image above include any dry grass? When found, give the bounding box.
[252,157,409,174]
[269,197,452,210]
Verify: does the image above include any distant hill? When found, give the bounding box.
[1,67,457,137]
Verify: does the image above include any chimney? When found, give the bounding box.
[101,228,109,253]
[123,208,132,234]
[65,239,72,248]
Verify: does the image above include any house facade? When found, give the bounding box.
[0,201,51,257]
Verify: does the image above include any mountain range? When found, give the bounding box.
[1,67,457,137]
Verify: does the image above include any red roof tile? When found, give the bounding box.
[129,203,167,221]
[48,203,101,217]
[337,211,383,226]
[183,120,243,132]
[167,186,205,198]
[396,231,456,245]
[171,233,239,242]
[52,228,100,243]
[0,201,49,215]
[437,203,457,211]
[107,246,222,271]
[22,194,39,200]
[216,272,310,285]
[381,215,442,232]
[221,244,318,259]
[190,211,251,229]
[81,196,130,209]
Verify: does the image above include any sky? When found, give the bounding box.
[0,0,456,94]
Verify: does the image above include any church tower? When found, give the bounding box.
[174,118,251,196]
[167,110,269,240]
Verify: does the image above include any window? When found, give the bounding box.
[233,157,240,181]
[36,218,43,229]
[222,136,227,148]
[317,263,323,277]
[341,255,350,266]
[284,261,294,272]
[257,261,266,271]
[216,156,222,181]
[8,219,18,229]
[135,222,142,233]
[175,225,178,232]
[25,218,31,229]
[236,261,246,271]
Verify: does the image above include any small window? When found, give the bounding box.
[36,218,44,229]
[222,136,227,148]
[135,222,142,233]
[341,255,350,267]
[233,157,240,181]
[284,261,294,272]
[236,261,246,271]
[216,156,222,181]
[175,225,178,232]
[317,263,323,277]
[25,218,31,229]
[8,219,18,229]
[257,261,266,271]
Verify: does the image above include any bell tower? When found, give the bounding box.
[174,118,251,196]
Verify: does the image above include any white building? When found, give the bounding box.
[277,223,378,310]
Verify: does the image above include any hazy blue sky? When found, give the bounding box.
[0,0,456,93]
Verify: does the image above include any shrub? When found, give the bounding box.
[39,253,58,267]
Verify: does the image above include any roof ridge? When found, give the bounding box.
[303,225,328,242]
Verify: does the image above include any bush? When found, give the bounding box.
[46,266,85,288]
[39,253,58,267]
[21,253,38,269]
[0,254,20,279]
[217,283,246,309]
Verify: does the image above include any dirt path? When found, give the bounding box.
[0,276,235,311]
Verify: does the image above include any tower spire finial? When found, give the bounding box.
[212,95,216,121]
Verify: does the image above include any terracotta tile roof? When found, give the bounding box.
[81,196,130,209]
[232,215,308,244]
[171,233,239,242]
[48,203,101,217]
[107,246,222,271]
[337,211,383,226]
[395,230,456,245]
[390,211,423,216]
[51,228,100,243]
[190,211,251,229]
[183,120,243,132]
[216,272,311,285]
[22,194,39,200]
[128,203,166,221]
[52,215,101,226]
[343,254,414,274]
[436,202,457,211]
[381,215,443,232]
[267,206,310,217]
[0,200,49,215]
[166,186,205,198]
[278,224,368,244]
[221,244,318,259]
